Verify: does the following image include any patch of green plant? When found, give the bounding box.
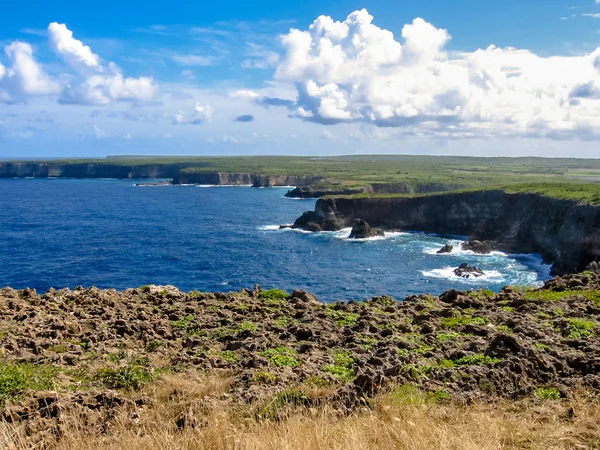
[414,345,434,355]
[454,354,501,366]
[171,315,195,329]
[233,322,257,333]
[259,347,301,368]
[552,309,565,317]
[323,350,355,382]
[436,332,460,342]
[159,290,169,296]
[534,342,548,350]
[258,289,289,301]
[502,306,515,313]
[373,295,395,307]
[496,325,511,333]
[522,289,600,303]
[535,387,561,400]
[219,351,239,363]
[252,371,278,384]
[396,347,410,358]
[106,350,126,363]
[567,318,595,339]
[145,341,162,352]
[303,375,330,387]
[272,317,299,328]
[438,358,456,368]
[357,334,378,350]
[93,365,155,390]
[0,363,58,405]
[326,308,360,327]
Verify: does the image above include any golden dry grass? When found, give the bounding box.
[1,373,599,450]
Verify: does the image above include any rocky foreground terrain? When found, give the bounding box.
[1,273,600,442]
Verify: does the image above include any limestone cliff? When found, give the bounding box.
[293,190,600,275]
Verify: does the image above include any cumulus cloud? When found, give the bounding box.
[273,9,600,138]
[173,102,214,124]
[48,22,158,105]
[0,42,60,101]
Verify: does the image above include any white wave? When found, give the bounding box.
[423,241,507,257]
[257,225,284,231]
[422,266,504,282]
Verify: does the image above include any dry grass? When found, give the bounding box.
[1,373,599,450]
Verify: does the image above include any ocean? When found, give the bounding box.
[0,179,551,302]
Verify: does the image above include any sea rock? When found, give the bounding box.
[437,244,454,254]
[349,219,384,239]
[454,263,485,278]
[461,240,495,254]
[586,261,600,274]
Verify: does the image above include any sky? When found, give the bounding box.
[2,0,600,157]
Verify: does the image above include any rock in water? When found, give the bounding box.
[461,240,495,254]
[349,219,384,239]
[437,243,454,254]
[454,263,485,278]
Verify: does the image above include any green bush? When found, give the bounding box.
[258,289,289,300]
[94,365,155,390]
[0,363,58,404]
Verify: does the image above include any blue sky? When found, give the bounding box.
[2,0,600,157]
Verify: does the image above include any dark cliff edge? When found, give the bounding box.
[285,181,466,199]
[292,190,600,275]
[0,162,322,188]
[0,162,184,179]
[173,171,323,187]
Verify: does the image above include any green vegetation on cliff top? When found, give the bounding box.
[3,154,600,203]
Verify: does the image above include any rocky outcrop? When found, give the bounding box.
[1,272,600,438]
[461,240,496,254]
[437,244,454,254]
[285,181,467,199]
[348,219,384,239]
[285,185,365,198]
[454,263,485,278]
[292,190,600,275]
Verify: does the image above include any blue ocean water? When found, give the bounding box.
[0,179,551,302]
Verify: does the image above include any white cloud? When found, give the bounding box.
[173,101,214,124]
[272,8,600,139]
[48,22,158,105]
[0,42,60,101]
[321,130,335,139]
[172,54,215,66]
[583,13,600,17]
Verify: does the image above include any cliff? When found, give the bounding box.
[285,181,467,198]
[292,190,600,275]
[0,162,183,179]
[174,171,323,187]
[0,162,322,187]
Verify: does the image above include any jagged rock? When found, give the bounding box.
[461,240,495,254]
[586,261,600,274]
[437,243,454,254]
[454,263,485,278]
[349,219,384,239]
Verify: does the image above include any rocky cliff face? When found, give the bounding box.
[174,171,323,187]
[0,163,322,187]
[293,190,600,275]
[0,162,182,179]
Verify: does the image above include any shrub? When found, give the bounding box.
[94,365,155,390]
[441,315,488,328]
[326,309,360,327]
[0,363,57,405]
[172,315,195,329]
